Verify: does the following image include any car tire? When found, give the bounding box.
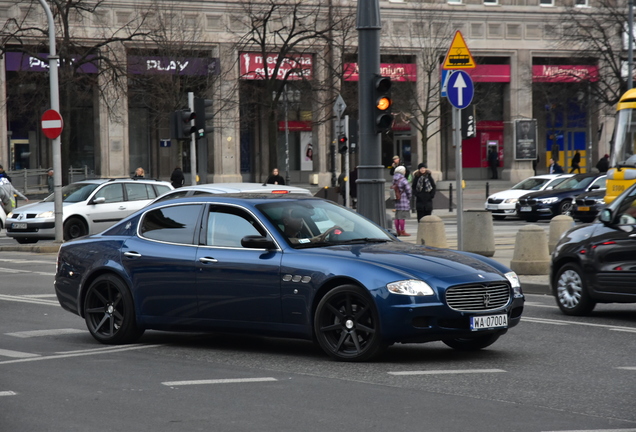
[558,200,573,215]
[83,274,144,344]
[314,285,386,362]
[15,238,38,244]
[492,215,506,220]
[523,216,539,222]
[554,263,596,316]
[578,217,595,223]
[442,334,500,351]
[63,217,88,241]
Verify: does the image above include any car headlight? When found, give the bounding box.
[504,198,518,204]
[538,197,558,204]
[504,271,523,295]
[7,212,13,218]
[36,211,54,218]
[387,280,435,296]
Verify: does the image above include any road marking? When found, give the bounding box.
[616,366,636,371]
[388,369,506,376]
[0,294,59,306]
[0,344,160,365]
[0,349,40,359]
[523,301,558,309]
[0,258,55,265]
[0,391,17,396]
[6,328,85,338]
[162,377,278,386]
[542,429,636,432]
[0,268,53,276]
[20,294,57,298]
[523,316,636,333]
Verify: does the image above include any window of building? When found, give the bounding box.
[540,0,554,6]
[448,0,462,4]
[484,0,498,5]
[575,0,588,6]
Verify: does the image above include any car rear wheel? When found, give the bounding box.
[442,334,500,351]
[314,285,386,362]
[84,274,144,344]
[492,215,506,220]
[555,263,596,316]
[63,217,87,241]
[16,238,38,244]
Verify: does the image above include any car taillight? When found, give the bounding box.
[271,190,289,194]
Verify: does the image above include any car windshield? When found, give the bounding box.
[554,176,595,190]
[43,183,100,203]
[257,200,394,248]
[512,177,552,191]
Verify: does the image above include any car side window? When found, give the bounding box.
[153,190,190,203]
[94,184,124,203]
[125,183,151,201]
[155,185,171,196]
[140,205,201,244]
[205,207,264,247]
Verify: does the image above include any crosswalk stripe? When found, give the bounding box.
[0,391,17,396]
[6,329,85,338]
[162,378,278,386]
[388,369,506,376]
[0,349,41,358]
[0,294,59,306]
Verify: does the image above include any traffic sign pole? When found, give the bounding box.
[453,107,464,251]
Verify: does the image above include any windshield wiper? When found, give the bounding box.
[329,238,392,244]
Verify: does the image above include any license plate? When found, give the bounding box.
[12,223,27,229]
[520,206,531,212]
[486,205,497,210]
[470,314,508,330]
[577,206,590,211]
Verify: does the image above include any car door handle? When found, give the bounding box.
[124,251,142,258]
[118,206,126,210]
[199,257,218,264]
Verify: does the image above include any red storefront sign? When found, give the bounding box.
[344,63,417,82]
[239,52,313,80]
[532,65,599,82]
[277,121,312,132]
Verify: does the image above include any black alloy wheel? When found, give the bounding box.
[63,217,88,241]
[314,285,386,362]
[83,274,144,344]
[442,333,500,351]
[554,262,596,316]
[558,200,573,215]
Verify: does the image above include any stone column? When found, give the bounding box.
[0,56,7,168]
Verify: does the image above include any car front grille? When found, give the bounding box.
[517,198,536,206]
[445,283,511,312]
[10,213,37,219]
[487,198,503,204]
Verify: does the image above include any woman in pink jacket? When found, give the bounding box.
[392,165,412,236]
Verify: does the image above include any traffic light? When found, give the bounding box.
[194,97,215,140]
[374,75,393,133]
[170,109,195,140]
[338,135,348,153]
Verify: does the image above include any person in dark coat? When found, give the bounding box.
[411,163,436,222]
[389,155,410,179]
[596,154,610,173]
[170,167,185,188]
[570,151,581,174]
[549,158,564,174]
[488,147,499,179]
[266,168,285,185]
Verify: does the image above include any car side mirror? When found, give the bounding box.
[92,197,106,205]
[589,185,599,190]
[241,235,275,249]
[599,208,612,224]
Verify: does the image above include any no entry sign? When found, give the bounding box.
[41,109,64,139]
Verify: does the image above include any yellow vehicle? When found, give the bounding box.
[606,88,636,204]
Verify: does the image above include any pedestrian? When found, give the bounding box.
[0,165,11,183]
[549,158,564,174]
[570,151,581,174]
[266,168,285,185]
[533,153,540,174]
[170,167,185,188]
[392,165,412,237]
[412,163,436,222]
[0,177,28,214]
[389,155,410,179]
[488,147,499,179]
[132,167,145,179]
[47,169,54,194]
[596,154,610,173]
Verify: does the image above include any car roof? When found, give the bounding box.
[74,178,172,185]
[172,182,312,194]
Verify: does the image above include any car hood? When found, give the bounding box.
[488,189,536,200]
[520,187,586,199]
[305,241,509,285]
[9,200,75,215]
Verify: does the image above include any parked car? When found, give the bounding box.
[6,178,173,243]
[151,182,312,204]
[54,195,524,361]
[551,181,636,315]
[0,206,5,230]
[569,189,606,223]
[485,174,572,220]
[516,173,606,222]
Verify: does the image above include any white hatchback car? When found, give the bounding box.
[6,178,173,243]
[485,174,572,220]
[151,182,312,204]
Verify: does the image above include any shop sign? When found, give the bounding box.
[343,63,416,82]
[240,53,313,80]
[5,52,98,73]
[277,120,312,131]
[128,56,219,76]
[532,65,599,83]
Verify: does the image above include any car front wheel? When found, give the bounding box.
[84,274,144,344]
[558,200,573,215]
[555,263,596,316]
[16,238,38,244]
[442,334,500,351]
[314,285,386,362]
[63,217,88,241]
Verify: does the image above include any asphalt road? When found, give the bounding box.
[1,251,635,432]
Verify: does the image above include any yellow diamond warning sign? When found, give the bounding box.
[442,30,476,70]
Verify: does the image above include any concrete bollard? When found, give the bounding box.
[416,215,447,248]
[461,209,495,257]
[510,225,550,275]
[548,215,575,254]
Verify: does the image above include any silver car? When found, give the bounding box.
[6,178,173,243]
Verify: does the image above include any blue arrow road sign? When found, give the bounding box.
[446,70,474,109]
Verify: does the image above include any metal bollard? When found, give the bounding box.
[449,183,453,212]
[485,182,489,200]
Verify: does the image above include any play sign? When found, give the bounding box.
[41,109,64,139]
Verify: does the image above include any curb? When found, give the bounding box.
[0,244,61,254]
[521,280,551,296]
